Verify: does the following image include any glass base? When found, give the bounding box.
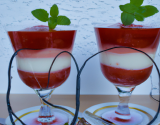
[102,110,143,125]
[24,111,69,125]
[82,102,155,125]
[5,105,78,125]
[37,115,55,123]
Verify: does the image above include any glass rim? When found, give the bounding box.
[92,22,160,29]
[3,23,78,32]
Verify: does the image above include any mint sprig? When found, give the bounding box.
[119,0,159,26]
[31,4,71,29]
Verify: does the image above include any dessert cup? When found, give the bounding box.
[94,23,160,124]
[6,24,77,124]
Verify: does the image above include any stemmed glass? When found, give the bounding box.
[94,23,160,124]
[7,24,77,124]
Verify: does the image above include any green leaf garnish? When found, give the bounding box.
[135,12,144,21]
[130,0,143,7]
[121,12,135,26]
[50,4,59,18]
[119,0,159,26]
[120,4,138,13]
[48,17,57,29]
[57,16,71,25]
[136,6,146,14]
[140,5,159,17]
[31,4,71,30]
[31,9,49,22]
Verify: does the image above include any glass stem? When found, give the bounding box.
[35,89,55,123]
[115,86,135,120]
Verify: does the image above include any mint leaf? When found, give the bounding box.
[130,0,143,7]
[31,4,71,29]
[31,9,49,22]
[140,5,159,17]
[121,12,135,26]
[57,16,71,25]
[64,123,68,125]
[48,17,57,29]
[135,12,144,21]
[119,1,159,26]
[50,4,59,18]
[119,3,138,13]
[137,6,146,14]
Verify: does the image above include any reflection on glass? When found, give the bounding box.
[150,52,160,102]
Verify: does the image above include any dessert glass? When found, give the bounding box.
[94,23,160,124]
[7,24,77,124]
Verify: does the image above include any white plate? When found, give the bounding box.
[5,105,81,125]
[82,102,157,125]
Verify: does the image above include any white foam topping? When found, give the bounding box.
[100,52,155,70]
[16,56,71,73]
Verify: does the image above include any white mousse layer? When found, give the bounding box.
[16,56,71,73]
[100,52,155,70]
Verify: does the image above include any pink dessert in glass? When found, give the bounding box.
[95,23,160,125]
[7,25,76,124]
[8,25,76,89]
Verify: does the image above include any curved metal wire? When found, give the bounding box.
[7,49,80,125]
[77,46,160,125]
[7,46,160,125]
[7,48,27,125]
[150,92,160,102]
[150,75,160,102]
[45,50,80,125]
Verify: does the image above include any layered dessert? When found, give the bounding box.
[95,23,160,87]
[8,25,76,89]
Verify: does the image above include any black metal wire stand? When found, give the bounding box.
[7,46,160,125]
